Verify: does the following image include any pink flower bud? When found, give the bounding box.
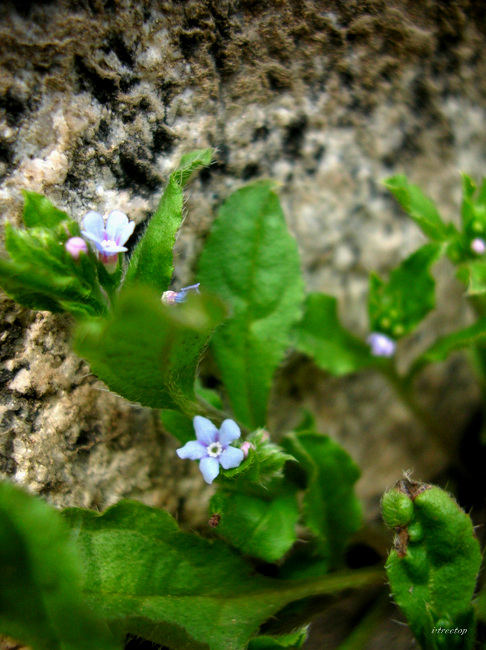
[240,442,255,458]
[471,238,486,255]
[65,237,88,260]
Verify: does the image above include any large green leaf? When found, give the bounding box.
[368,243,442,338]
[125,149,213,293]
[62,500,383,650]
[282,432,362,569]
[384,175,458,242]
[210,483,299,563]
[198,180,305,428]
[295,293,378,375]
[0,480,121,650]
[74,286,226,412]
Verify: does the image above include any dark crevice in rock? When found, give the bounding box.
[283,115,308,158]
[74,55,119,106]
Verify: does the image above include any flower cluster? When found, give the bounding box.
[176,416,244,484]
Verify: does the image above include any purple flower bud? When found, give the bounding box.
[240,441,255,459]
[367,332,396,358]
[65,237,88,260]
[471,238,486,255]
[161,283,201,305]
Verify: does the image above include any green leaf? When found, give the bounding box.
[295,293,377,375]
[383,478,481,649]
[282,432,362,569]
[368,243,443,338]
[408,317,486,378]
[248,628,308,649]
[0,225,106,317]
[74,286,226,412]
[0,480,121,650]
[467,260,486,295]
[21,190,70,230]
[384,175,458,242]
[125,149,213,293]
[198,180,305,428]
[62,499,383,650]
[160,410,195,445]
[210,483,299,562]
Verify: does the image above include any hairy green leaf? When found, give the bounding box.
[22,190,70,230]
[295,293,377,375]
[384,175,458,242]
[198,180,305,428]
[74,286,226,412]
[0,480,121,650]
[282,432,362,568]
[368,243,443,338]
[62,499,382,650]
[125,149,213,293]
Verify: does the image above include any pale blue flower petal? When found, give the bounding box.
[118,220,136,246]
[193,415,218,446]
[219,419,241,447]
[82,211,104,241]
[176,440,207,460]
[199,457,220,484]
[367,332,396,358]
[106,210,131,244]
[220,446,244,470]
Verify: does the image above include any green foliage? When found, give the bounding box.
[74,286,226,412]
[382,478,481,649]
[368,244,442,339]
[248,628,308,649]
[0,216,106,317]
[282,431,362,569]
[0,480,121,650]
[62,499,383,650]
[160,410,196,445]
[384,175,458,243]
[295,293,377,375]
[21,190,70,230]
[125,149,213,293]
[198,180,305,429]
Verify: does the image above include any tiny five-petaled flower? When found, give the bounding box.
[176,416,244,484]
[367,332,396,357]
[82,210,135,271]
[162,283,201,305]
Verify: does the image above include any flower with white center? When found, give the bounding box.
[471,238,486,255]
[367,332,396,358]
[176,416,244,484]
[82,210,135,271]
[161,283,201,305]
[65,236,88,260]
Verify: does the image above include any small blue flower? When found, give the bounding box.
[367,332,396,357]
[162,283,200,305]
[82,210,135,268]
[176,416,244,484]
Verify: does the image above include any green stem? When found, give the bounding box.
[381,365,446,451]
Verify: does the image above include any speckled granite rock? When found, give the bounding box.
[1,0,486,530]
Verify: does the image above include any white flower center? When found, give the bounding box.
[101,239,118,251]
[206,442,223,458]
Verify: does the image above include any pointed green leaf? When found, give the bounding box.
[0,480,121,650]
[198,180,305,428]
[210,483,299,562]
[62,499,383,650]
[295,293,377,375]
[125,149,213,293]
[248,628,308,649]
[21,190,70,230]
[282,432,362,568]
[408,317,486,378]
[467,260,486,295]
[74,286,226,412]
[368,243,443,338]
[384,175,458,242]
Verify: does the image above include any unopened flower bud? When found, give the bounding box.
[471,238,486,255]
[240,441,255,458]
[65,237,88,260]
[367,332,396,357]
